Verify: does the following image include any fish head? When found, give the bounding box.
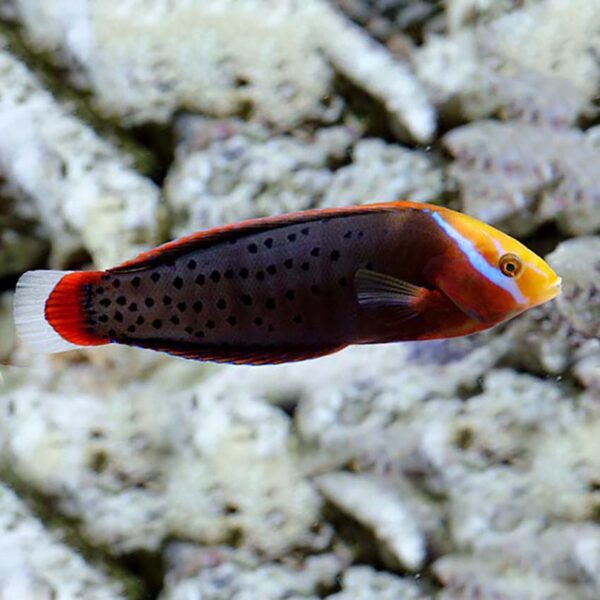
[429,208,562,325]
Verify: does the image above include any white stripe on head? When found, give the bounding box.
[431,212,526,305]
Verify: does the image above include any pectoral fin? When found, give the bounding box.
[354,269,426,321]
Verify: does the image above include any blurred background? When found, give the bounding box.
[0,0,599,598]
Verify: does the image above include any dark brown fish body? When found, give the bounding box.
[89,206,463,363]
[15,202,562,364]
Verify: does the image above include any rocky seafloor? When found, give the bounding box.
[0,0,599,598]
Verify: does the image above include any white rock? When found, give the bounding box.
[0,483,123,599]
[327,566,426,600]
[160,545,347,600]
[317,472,426,571]
[0,349,321,556]
[11,0,435,141]
[0,46,160,268]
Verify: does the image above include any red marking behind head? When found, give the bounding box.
[45,271,107,346]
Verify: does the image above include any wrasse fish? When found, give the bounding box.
[14,202,561,365]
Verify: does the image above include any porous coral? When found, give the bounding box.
[444,121,600,236]
[9,0,434,141]
[0,45,161,268]
[165,118,442,237]
[0,483,124,599]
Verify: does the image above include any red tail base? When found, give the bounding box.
[45,271,107,346]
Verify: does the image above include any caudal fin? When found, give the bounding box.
[14,270,109,353]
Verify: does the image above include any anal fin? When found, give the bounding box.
[126,339,347,365]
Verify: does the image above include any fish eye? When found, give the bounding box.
[499,253,523,277]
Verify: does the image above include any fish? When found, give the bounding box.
[14,201,562,365]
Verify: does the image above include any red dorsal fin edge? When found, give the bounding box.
[108,202,418,274]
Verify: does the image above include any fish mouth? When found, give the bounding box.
[536,276,562,306]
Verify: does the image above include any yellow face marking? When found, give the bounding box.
[435,206,562,310]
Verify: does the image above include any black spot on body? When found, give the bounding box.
[177,301,187,312]
[145,298,154,308]
[96,287,104,294]
[136,316,145,325]
[112,279,121,289]
[193,301,203,313]
[344,231,352,239]
[293,314,303,324]
[285,290,295,301]
[163,295,172,306]
[239,268,249,279]
[264,238,273,248]
[256,270,265,281]
[114,311,124,322]
[265,298,276,310]
[331,250,340,261]
[266,264,277,275]
[301,227,309,236]
[195,274,205,286]
[132,277,141,287]
[173,276,184,290]
[151,272,161,283]
[288,233,297,242]
[170,315,180,325]
[129,302,138,312]
[195,330,205,338]
[127,325,136,333]
[241,294,253,306]
[210,270,221,283]
[301,262,310,271]
[357,231,365,240]
[206,320,216,329]
[310,247,320,257]
[99,315,109,323]
[247,243,258,254]
[116,296,127,306]
[187,259,197,270]
[217,299,227,310]
[226,316,237,326]
[100,298,111,308]
[284,259,293,269]
[152,319,162,329]
[185,326,193,334]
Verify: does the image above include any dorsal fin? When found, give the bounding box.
[109,203,409,274]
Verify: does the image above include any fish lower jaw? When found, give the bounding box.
[532,279,562,308]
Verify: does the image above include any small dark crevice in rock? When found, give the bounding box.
[332,73,397,142]
[0,466,151,600]
[320,500,402,572]
[119,549,167,600]
[332,0,445,47]
[128,121,177,186]
[0,18,159,178]
[325,145,355,173]
[520,221,566,257]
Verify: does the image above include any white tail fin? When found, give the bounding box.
[14,270,80,353]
